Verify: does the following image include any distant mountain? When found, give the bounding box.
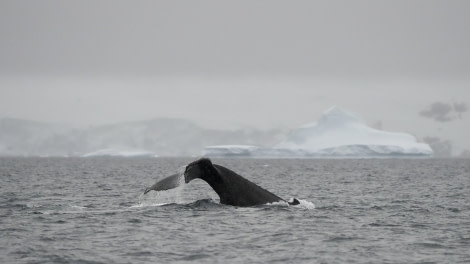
[0,118,78,156]
[0,118,285,157]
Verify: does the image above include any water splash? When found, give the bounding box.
[288,198,316,210]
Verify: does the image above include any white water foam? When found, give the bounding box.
[296,199,316,210]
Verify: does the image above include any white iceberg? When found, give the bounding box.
[203,106,433,158]
[274,106,433,157]
[82,148,158,158]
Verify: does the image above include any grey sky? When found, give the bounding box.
[1,0,469,77]
[1,1,469,154]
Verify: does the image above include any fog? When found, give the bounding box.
[1,1,469,155]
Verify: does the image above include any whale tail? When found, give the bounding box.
[143,173,183,194]
[288,198,300,206]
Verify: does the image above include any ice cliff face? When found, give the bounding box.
[203,107,433,157]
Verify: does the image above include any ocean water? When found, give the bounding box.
[1,157,469,263]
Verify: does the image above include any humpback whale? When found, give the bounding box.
[144,158,299,207]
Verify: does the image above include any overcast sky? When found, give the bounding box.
[1,1,469,153]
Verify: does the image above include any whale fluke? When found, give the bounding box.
[143,173,183,194]
[184,158,284,206]
[144,158,301,207]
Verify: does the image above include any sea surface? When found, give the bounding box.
[1,157,469,263]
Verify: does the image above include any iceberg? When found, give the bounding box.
[203,107,433,158]
[275,106,433,157]
[81,148,158,158]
